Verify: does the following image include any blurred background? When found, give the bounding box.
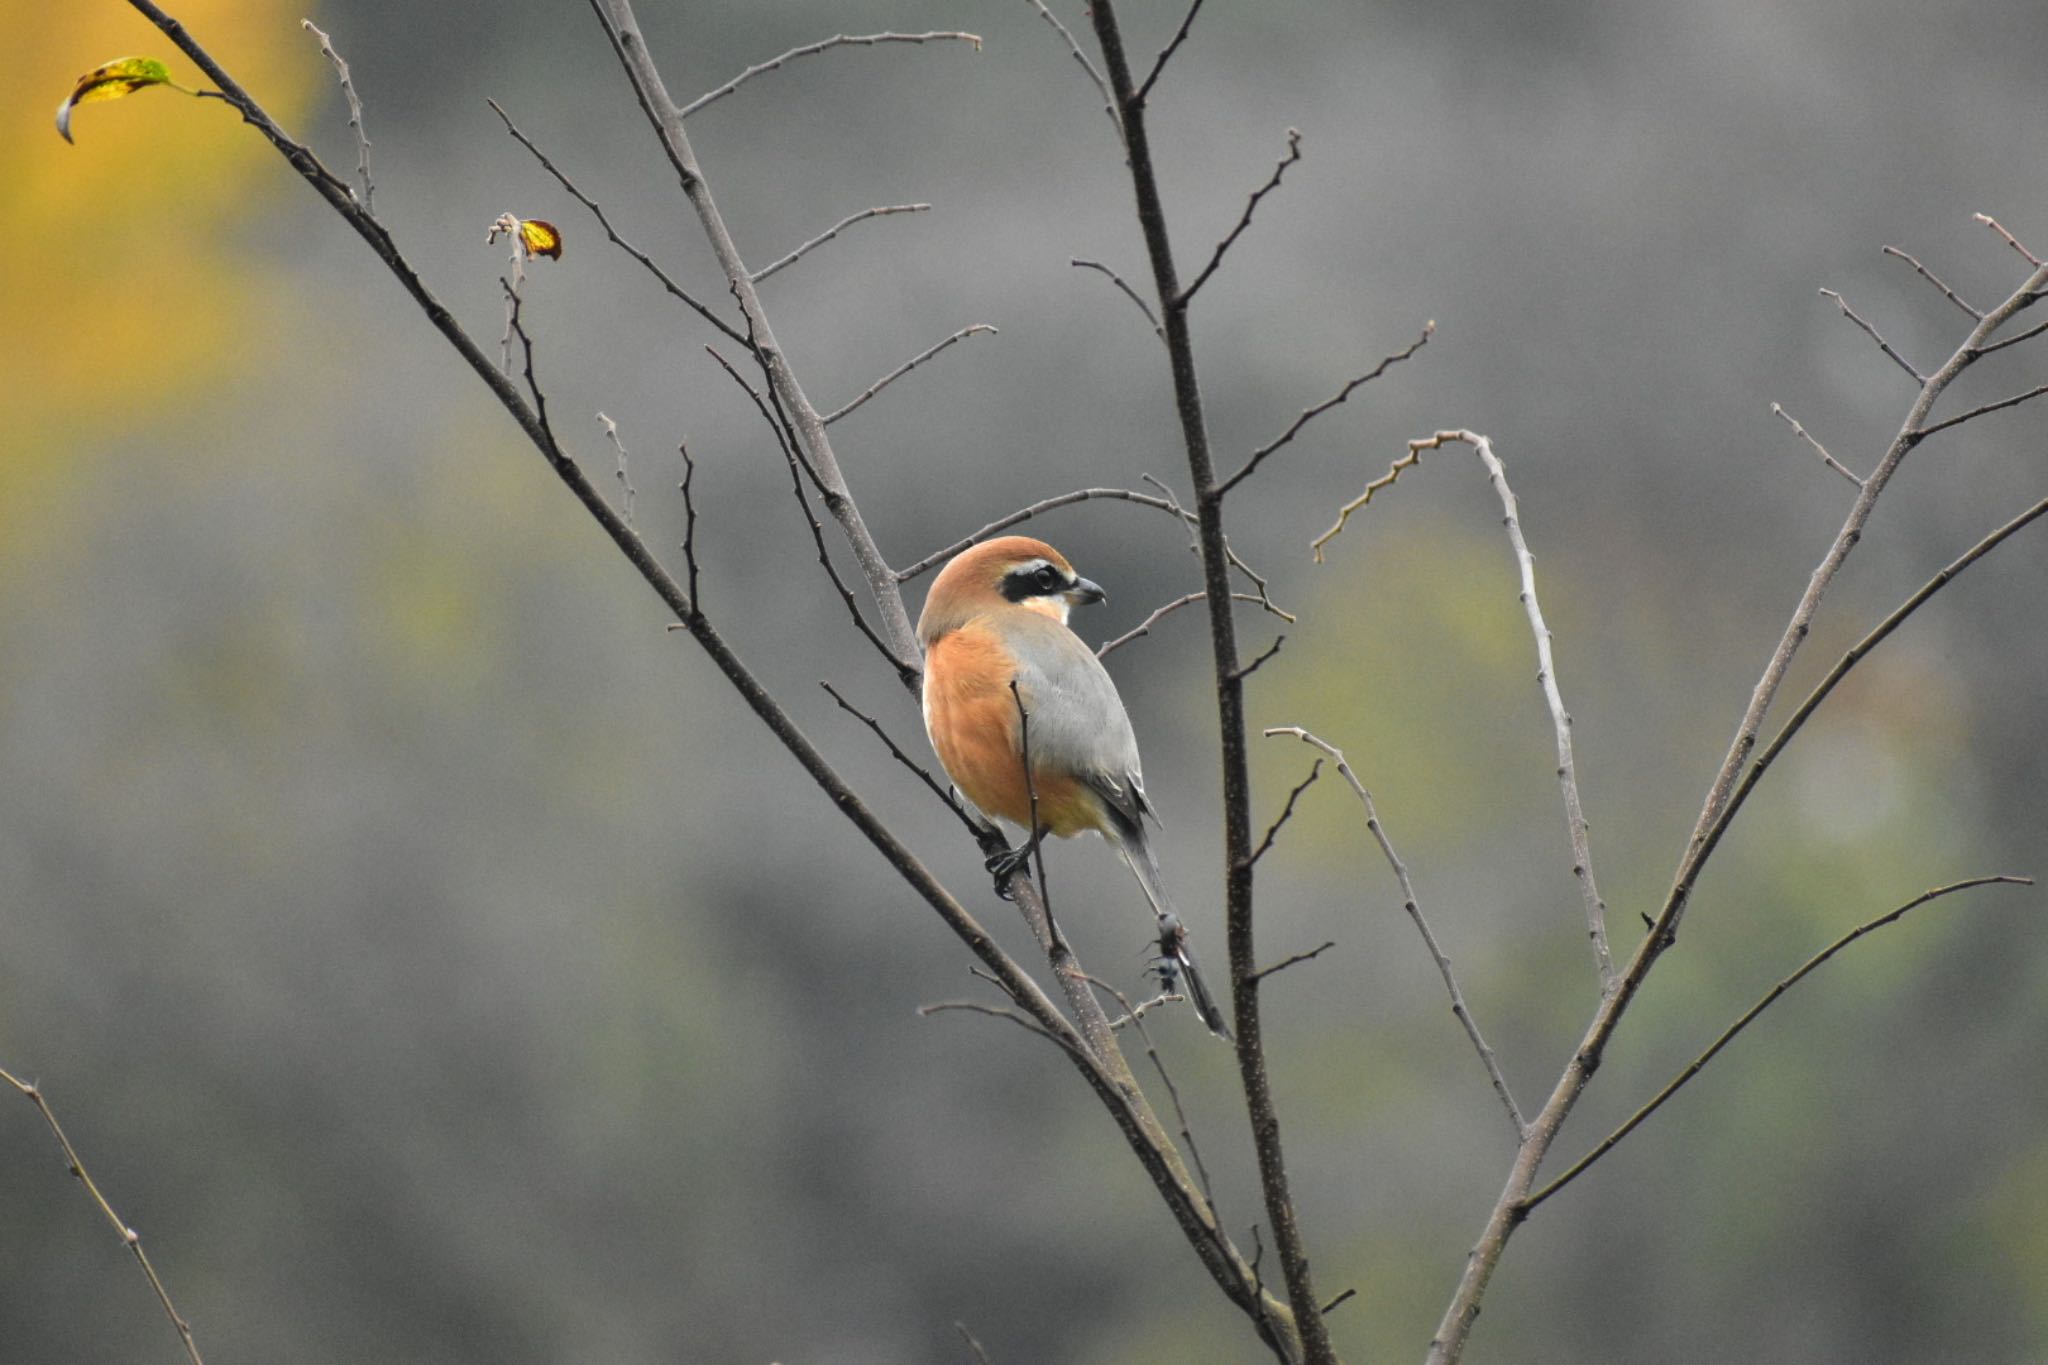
[7,2,2048,1361]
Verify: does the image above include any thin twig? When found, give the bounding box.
[1311,439,1430,560]
[706,343,913,685]
[1247,760,1321,868]
[1095,589,1273,658]
[1085,974,1217,1215]
[1219,321,1433,495]
[680,31,983,118]
[1247,941,1336,983]
[752,203,931,283]
[957,1322,995,1365]
[2,1066,205,1365]
[918,999,1069,1048]
[596,412,636,525]
[1771,402,1863,487]
[1022,0,1115,119]
[1882,245,1981,319]
[502,280,552,436]
[822,324,998,426]
[1264,727,1526,1142]
[1975,212,2043,267]
[1915,380,2048,440]
[1321,1289,1358,1317]
[487,100,748,347]
[1231,634,1284,682]
[1726,496,2048,835]
[1523,875,2033,1211]
[1179,129,1302,304]
[1072,258,1165,342]
[1819,287,1925,384]
[677,439,700,613]
[302,21,372,214]
[1973,315,2048,356]
[1416,430,1614,989]
[1098,592,1202,658]
[821,681,980,835]
[1136,0,1207,103]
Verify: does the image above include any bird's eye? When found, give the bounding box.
[1034,564,1062,592]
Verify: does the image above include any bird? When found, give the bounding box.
[917,534,1232,1039]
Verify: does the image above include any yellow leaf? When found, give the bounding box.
[516,218,563,260]
[56,56,184,144]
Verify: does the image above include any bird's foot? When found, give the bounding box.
[984,833,1043,899]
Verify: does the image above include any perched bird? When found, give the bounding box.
[918,535,1232,1039]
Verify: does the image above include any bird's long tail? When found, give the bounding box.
[1118,829,1234,1041]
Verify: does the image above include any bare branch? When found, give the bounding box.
[1402,430,1615,989]
[302,21,372,214]
[1975,212,2043,266]
[1094,589,1276,659]
[487,100,747,347]
[1428,253,2048,1365]
[1219,320,1433,495]
[1725,495,2048,838]
[706,343,912,684]
[1321,1289,1358,1317]
[592,0,921,669]
[1098,591,1202,657]
[1231,633,1284,681]
[1915,380,2048,440]
[1819,287,1925,384]
[1973,315,2048,356]
[1247,940,1336,984]
[680,32,983,118]
[501,279,553,434]
[1179,129,1303,305]
[1088,6,1325,1348]
[1882,244,1980,319]
[1264,727,1526,1142]
[595,412,636,525]
[2,1066,205,1365]
[1022,0,1115,117]
[823,324,999,426]
[1771,402,1863,488]
[752,203,932,284]
[1524,875,2034,1212]
[1140,474,1296,621]
[1072,257,1165,342]
[1136,0,1208,103]
[1248,759,1322,868]
[677,439,701,613]
[820,681,980,836]
[1085,974,1217,1215]
[918,999,1069,1049]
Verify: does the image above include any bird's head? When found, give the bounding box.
[917,535,1106,644]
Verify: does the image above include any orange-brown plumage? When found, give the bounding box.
[916,534,1232,1038]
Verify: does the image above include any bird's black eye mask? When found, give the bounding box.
[1000,560,1070,601]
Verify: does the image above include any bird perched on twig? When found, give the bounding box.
[917,535,1231,1039]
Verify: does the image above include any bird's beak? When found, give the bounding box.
[1068,576,1106,607]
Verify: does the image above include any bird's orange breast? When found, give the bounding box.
[924,622,1098,836]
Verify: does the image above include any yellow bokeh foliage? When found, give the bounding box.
[7,1,313,560]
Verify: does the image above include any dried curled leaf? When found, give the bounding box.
[57,57,178,144]
[485,213,565,261]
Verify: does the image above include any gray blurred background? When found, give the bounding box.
[8,1,2048,1361]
